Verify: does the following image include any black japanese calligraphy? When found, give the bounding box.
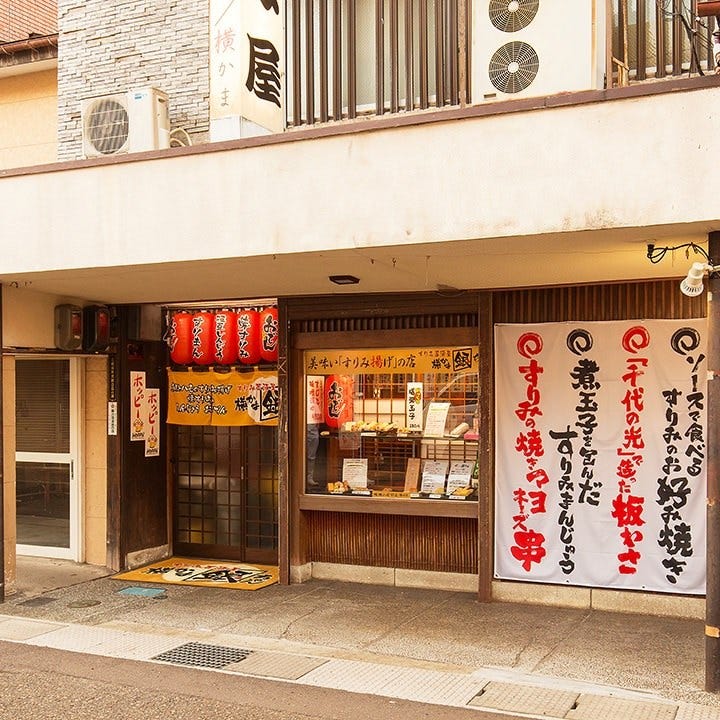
[245,35,281,107]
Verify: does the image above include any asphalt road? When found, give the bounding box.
[0,641,509,720]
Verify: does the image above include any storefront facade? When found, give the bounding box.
[2,1,720,618]
[281,282,706,612]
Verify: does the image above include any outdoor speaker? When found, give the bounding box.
[83,304,111,352]
[54,304,83,351]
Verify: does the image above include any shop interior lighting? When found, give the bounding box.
[329,275,360,285]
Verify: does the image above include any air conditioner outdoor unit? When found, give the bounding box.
[471,1,606,103]
[81,87,171,158]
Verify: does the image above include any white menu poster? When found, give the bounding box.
[424,402,450,437]
[420,460,448,493]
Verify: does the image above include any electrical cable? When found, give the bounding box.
[646,242,711,264]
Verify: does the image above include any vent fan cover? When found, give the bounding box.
[489,0,539,33]
[488,41,540,94]
[84,97,130,155]
[80,88,170,158]
[472,0,605,102]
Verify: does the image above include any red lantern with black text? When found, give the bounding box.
[213,309,238,365]
[324,375,354,429]
[260,306,279,363]
[192,311,215,365]
[168,311,193,365]
[236,309,261,365]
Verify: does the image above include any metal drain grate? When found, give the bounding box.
[151,642,253,669]
[18,597,57,607]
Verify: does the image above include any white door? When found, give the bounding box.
[15,357,82,560]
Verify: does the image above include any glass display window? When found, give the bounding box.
[303,345,479,500]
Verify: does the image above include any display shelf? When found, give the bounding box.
[308,431,479,498]
[298,493,478,518]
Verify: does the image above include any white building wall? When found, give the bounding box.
[2,84,720,295]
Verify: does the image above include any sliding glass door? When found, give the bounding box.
[15,357,82,560]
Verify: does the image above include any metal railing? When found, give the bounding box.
[613,0,716,84]
[285,0,467,126]
[284,1,717,129]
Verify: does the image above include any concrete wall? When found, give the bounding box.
[57,0,209,160]
[0,68,57,169]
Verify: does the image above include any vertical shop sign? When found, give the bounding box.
[210,0,285,134]
[210,0,243,119]
[145,388,160,457]
[406,382,424,432]
[130,371,146,441]
[306,376,324,424]
[108,402,118,436]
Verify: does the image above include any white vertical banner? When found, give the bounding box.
[495,320,707,595]
[406,382,423,432]
[130,371,147,442]
[145,388,160,457]
[210,0,244,119]
[209,0,285,133]
[306,375,324,424]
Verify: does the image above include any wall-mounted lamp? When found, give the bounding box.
[329,274,360,285]
[680,261,719,297]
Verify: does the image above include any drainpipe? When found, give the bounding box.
[707,231,720,691]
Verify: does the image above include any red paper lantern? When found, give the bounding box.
[213,309,238,365]
[168,311,193,365]
[236,309,261,365]
[260,306,279,363]
[324,375,354,429]
[192,311,215,365]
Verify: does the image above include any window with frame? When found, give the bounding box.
[304,345,479,499]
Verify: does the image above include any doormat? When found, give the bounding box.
[112,557,278,590]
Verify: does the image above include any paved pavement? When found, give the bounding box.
[2,557,720,719]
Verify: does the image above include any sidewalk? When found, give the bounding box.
[2,557,720,719]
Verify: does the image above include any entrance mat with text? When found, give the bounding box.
[112,557,278,590]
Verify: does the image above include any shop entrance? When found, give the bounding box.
[172,425,278,564]
[15,357,82,560]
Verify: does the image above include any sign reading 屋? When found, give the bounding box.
[209,0,285,134]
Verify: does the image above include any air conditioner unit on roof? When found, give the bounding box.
[81,87,170,158]
[472,1,606,103]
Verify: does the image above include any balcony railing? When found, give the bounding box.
[613,0,716,83]
[286,0,466,126]
[284,0,717,130]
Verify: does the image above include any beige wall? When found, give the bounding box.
[2,356,16,594]
[83,356,107,566]
[0,68,57,170]
[2,285,89,349]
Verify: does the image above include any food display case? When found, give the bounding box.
[303,345,480,503]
